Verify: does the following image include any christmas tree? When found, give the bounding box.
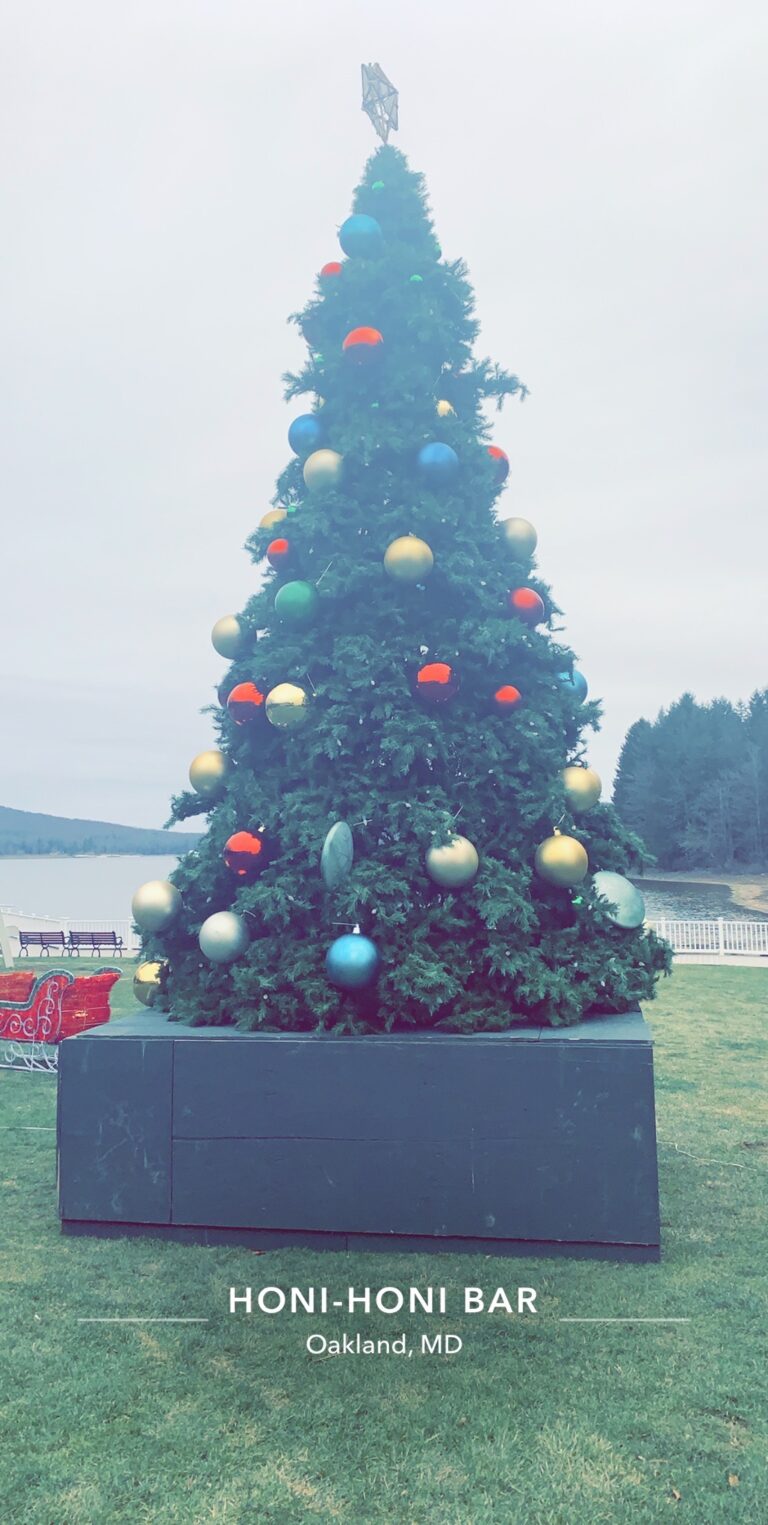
[132,141,670,1032]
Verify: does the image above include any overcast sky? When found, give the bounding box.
[2,1,766,829]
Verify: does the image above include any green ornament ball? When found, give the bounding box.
[592,871,646,929]
[371,180,385,190]
[274,579,318,626]
[409,274,423,284]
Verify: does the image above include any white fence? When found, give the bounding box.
[1,907,767,963]
[0,908,138,957]
[648,918,768,958]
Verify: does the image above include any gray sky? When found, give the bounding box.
[2,0,766,829]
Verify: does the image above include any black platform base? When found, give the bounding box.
[57,1009,661,1262]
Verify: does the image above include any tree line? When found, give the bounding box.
[613,690,768,870]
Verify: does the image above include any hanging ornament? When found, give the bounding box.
[211,615,246,660]
[319,260,343,280]
[259,507,288,531]
[325,932,380,990]
[342,326,384,363]
[189,749,232,797]
[417,442,459,487]
[425,835,479,888]
[409,273,423,284]
[266,537,292,570]
[414,661,460,705]
[535,832,589,887]
[198,911,250,964]
[501,517,538,559]
[493,684,523,714]
[436,399,456,418]
[506,587,546,626]
[303,449,343,493]
[562,766,602,812]
[592,871,646,929]
[383,535,434,583]
[131,880,182,934]
[133,960,166,1008]
[223,830,268,880]
[338,213,383,259]
[227,681,267,726]
[288,414,325,457]
[265,682,309,729]
[487,446,510,484]
[371,179,385,191]
[274,579,318,625]
[557,669,589,702]
[320,821,354,888]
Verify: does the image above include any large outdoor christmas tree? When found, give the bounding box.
[132,129,670,1032]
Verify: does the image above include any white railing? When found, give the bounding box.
[1,907,766,962]
[648,918,768,957]
[0,907,139,956]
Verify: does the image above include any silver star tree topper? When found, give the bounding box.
[361,63,399,143]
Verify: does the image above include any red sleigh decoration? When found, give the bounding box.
[0,967,120,1062]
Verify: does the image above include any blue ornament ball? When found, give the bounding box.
[288,414,324,457]
[557,669,589,703]
[325,933,381,991]
[417,441,459,487]
[338,214,383,259]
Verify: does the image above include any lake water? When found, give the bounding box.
[0,855,184,920]
[0,855,766,923]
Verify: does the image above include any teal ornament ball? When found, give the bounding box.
[592,871,646,929]
[274,580,318,626]
[417,442,459,486]
[325,932,380,990]
[338,214,383,259]
[558,670,589,702]
[409,274,423,284]
[320,821,354,888]
[371,180,385,190]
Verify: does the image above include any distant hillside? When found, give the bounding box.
[0,806,201,857]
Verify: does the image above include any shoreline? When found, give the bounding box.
[639,871,768,917]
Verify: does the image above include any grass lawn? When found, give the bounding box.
[1,965,767,1523]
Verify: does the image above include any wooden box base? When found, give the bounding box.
[57,1009,661,1262]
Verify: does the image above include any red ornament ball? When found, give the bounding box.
[320,261,343,280]
[342,326,384,362]
[223,830,267,880]
[487,445,510,484]
[414,661,460,705]
[267,537,292,570]
[506,587,546,626]
[227,681,267,726]
[494,684,523,713]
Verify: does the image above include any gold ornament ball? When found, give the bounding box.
[211,615,245,660]
[265,682,309,730]
[562,765,602,813]
[188,749,232,797]
[259,508,288,531]
[383,535,435,583]
[436,399,456,417]
[131,880,182,934]
[535,833,589,887]
[502,517,538,559]
[426,835,480,888]
[133,960,166,1008]
[303,449,343,493]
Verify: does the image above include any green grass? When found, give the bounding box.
[1,966,767,1523]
